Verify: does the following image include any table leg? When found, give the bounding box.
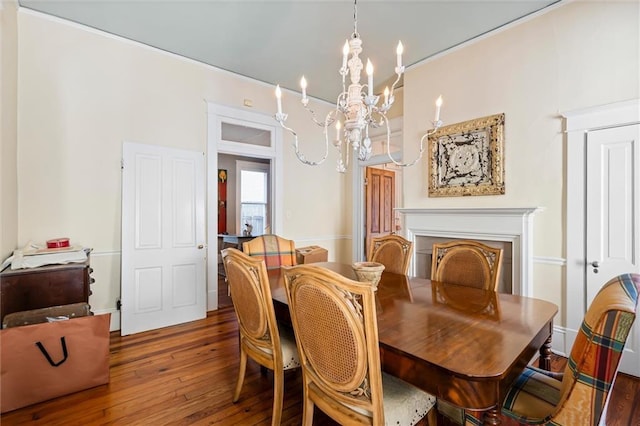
[538,335,553,371]
[482,408,501,425]
[465,408,502,426]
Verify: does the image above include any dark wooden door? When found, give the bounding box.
[365,167,395,258]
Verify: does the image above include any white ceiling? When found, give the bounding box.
[19,0,560,102]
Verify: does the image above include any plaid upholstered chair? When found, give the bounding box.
[464,273,640,426]
[242,234,297,270]
[221,248,300,426]
[431,240,503,291]
[368,234,413,275]
[282,264,437,426]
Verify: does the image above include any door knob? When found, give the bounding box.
[198,244,204,249]
[591,261,599,273]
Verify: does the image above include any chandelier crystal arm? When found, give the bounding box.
[385,120,443,168]
[388,72,403,97]
[301,101,337,128]
[275,112,330,166]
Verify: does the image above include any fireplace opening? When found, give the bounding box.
[414,236,513,294]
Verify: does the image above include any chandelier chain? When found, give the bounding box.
[352,0,358,38]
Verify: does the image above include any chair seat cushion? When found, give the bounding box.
[502,366,562,422]
[278,323,300,370]
[381,372,436,426]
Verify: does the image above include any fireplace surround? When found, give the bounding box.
[396,208,540,296]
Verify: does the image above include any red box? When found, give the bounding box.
[46,238,70,249]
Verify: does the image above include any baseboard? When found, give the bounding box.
[207,289,220,311]
[551,325,570,358]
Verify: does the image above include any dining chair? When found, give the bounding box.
[221,248,300,426]
[282,264,437,426]
[430,240,503,291]
[242,234,297,270]
[368,234,413,275]
[431,240,503,423]
[464,273,640,426]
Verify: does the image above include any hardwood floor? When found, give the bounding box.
[2,293,639,425]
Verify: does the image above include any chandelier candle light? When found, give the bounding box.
[274,0,444,173]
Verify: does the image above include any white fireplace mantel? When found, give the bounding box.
[396,207,541,296]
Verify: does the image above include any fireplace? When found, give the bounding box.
[396,208,539,296]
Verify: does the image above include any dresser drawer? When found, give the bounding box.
[0,258,92,322]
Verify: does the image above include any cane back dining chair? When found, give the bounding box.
[282,264,437,426]
[430,240,503,291]
[464,273,640,426]
[368,234,413,275]
[221,248,300,426]
[242,234,297,270]
[431,239,504,423]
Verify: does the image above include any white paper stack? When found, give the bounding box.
[3,242,88,270]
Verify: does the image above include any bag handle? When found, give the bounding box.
[35,337,68,367]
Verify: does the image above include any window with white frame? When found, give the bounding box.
[237,161,270,236]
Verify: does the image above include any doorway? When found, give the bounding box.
[217,155,271,237]
[207,103,283,311]
[216,155,271,308]
[352,116,404,262]
[565,100,640,376]
[365,166,397,258]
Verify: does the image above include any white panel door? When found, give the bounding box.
[122,143,206,335]
[586,124,640,375]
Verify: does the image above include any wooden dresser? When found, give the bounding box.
[0,258,93,322]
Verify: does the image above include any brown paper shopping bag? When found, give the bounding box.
[1,313,111,413]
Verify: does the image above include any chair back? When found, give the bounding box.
[283,265,385,424]
[431,239,503,291]
[243,234,297,270]
[553,273,639,425]
[221,248,282,364]
[368,234,413,275]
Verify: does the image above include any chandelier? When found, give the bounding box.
[274,0,444,173]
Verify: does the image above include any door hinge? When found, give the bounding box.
[116,298,122,310]
[121,159,125,170]
[364,178,368,186]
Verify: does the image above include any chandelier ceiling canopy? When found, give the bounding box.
[274,0,444,173]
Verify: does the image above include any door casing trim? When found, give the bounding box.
[352,117,403,262]
[206,103,284,311]
[563,99,640,355]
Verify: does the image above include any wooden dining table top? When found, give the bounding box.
[268,262,559,419]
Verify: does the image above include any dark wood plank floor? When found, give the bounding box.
[2,277,638,425]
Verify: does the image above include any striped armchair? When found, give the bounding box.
[242,234,297,270]
[465,273,640,426]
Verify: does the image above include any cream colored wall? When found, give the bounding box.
[16,10,348,316]
[1,1,18,260]
[403,1,639,325]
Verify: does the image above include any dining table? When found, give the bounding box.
[268,262,559,426]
